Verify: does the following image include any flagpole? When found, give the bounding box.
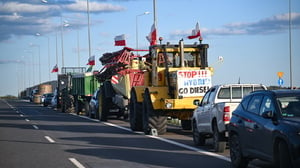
[153,0,157,44]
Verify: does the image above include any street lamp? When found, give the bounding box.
[136,11,150,54]
[36,33,50,81]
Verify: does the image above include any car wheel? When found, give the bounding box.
[278,141,292,168]
[192,121,205,146]
[229,134,249,168]
[212,123,226,152]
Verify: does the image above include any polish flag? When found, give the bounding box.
[114,34,126,46]
[111,75,119,84]
[51,64,58,73]
[86,55,95,65]
[146,24,157,45]
[187,22,201,39]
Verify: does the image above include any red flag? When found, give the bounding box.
[114,34,126,46]
[51,64,58,73]
[146,24,157,45]
[188,22,201,39]
[86,55,95,65]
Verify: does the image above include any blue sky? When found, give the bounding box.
[0,0,299,96]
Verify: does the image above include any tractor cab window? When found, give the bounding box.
[158,51,201,68]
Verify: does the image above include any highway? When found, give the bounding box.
[0,99,274,168]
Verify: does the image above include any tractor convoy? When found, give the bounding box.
[25,38,213,136]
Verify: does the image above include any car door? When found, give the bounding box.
[251,95,275,160]
[195,88,212,132]
[241,94,264,154]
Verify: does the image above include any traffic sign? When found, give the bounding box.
[277,72,284,78]
[278,78,284,86]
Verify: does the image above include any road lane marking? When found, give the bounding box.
[44,136,55,143]
[69,158,85,168]
[103,122,230,162]
[32,125,39,129]
[20,114,24,117]
[73,113,230,162]
[25,119,30,122]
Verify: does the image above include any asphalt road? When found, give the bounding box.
[0,99,274,168]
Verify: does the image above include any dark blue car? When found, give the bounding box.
[228,90,300,168]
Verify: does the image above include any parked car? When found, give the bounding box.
[192,84,267,152]
[42,93,54,107]
[228,90,300,168]
[88,89,100,119]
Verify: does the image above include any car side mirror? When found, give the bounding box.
[262,110,274,119]
[193,99,201,106]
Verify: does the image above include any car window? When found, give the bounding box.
[241,95,252,110]
[259,96,275,115]
[208,88,216,104]
[278,96,300,117]
[201,89,213,105]
[247,95,263,114]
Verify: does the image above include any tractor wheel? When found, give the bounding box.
[143,89,167,135]
[98,86,108,121]
[129,89,143,131]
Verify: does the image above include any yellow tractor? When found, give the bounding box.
[130,38,213,135]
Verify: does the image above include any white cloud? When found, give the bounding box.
[63,0,125,13]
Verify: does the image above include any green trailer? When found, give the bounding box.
[71,71,100,115]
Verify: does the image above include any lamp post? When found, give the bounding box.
[25,50,34,86]
[136,11,150,54]
[30,43,41,84]
[87,0,92,60]
[36,33,50,81]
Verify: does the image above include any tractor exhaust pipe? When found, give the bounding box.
[179,39,185,67]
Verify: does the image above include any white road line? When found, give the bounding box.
[25,119,30,122]
[72,113,230,162]
[44,136,55,143]
[104,122,230,162]
[32,125,39,129]
[20,114,24,117]
[69,158,85,168]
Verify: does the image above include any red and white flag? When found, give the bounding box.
[146,24,157,45]
[111,75,119,84]
[51,64,58,73]
[114,34,126,46]
[187,22,201,39]
[86,55,95,65]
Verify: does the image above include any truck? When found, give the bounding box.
[129,39,213,135]
[191,84,267,152]
[57,67,99,114]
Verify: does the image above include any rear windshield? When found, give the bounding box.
[218,86,265,99]
[278,96,300,118]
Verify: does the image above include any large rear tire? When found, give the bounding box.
[98,86,108,121]
[143,89,167,135]
[129,89,143,131]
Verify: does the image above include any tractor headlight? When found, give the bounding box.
[165,102,172,109]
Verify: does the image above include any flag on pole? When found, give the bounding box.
[86,55,95,65]
[187,22,201,39]
[114,34,126,46]
[51,64,58,73]
[146,24,157,45]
